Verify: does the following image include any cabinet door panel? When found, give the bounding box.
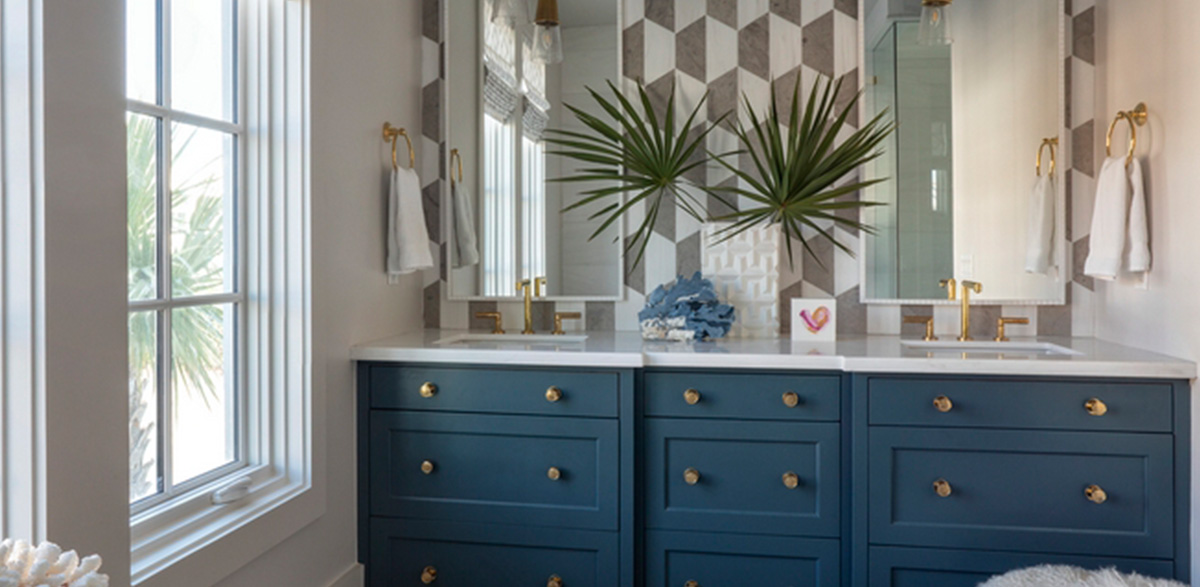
[369,365,619,417]
[645,371,841,421]
[870,546,1176,587]
[646,530,839,587]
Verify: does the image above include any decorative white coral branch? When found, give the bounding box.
[0,539,108,587]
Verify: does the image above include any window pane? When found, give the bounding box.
[129,311,160,503]
[171,124,234,297]
[126,0,158,102]
[170,304,236,484]
[128,113,159,301]
[171,0,236,120]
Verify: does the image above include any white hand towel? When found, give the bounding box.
[1024,174,1056,274]
[1126,158,1151,273]
[1083,157,1130,281]
[387,167,434,275]
[451,181,480,268]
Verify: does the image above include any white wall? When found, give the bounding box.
[1089,0,1200,578]
[211,0,426,585]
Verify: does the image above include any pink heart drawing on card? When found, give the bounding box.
[799,306,831,334]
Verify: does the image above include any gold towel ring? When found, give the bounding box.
[382,122,415,170]
[1106,103,1148,168]
[449,148,464,185]
[1036,137,1059,177]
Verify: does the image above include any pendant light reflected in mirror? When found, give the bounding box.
[918,0,953,45]
[531,0,564,64]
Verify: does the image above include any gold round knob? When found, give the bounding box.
[420,382,437,398]
[683,468,701,485]
[933,478,953,497]
[421,565,437,584]
[1085,398,1108,416]
[1085,484,1108,504]
[782,471,800,489]
[547,575,563,587]
[547,466,562,481]
[420,460,435,475]
[546,386,563,402]
[782,392,800,408]
[683,389,701,405]
[933,395,953,413]
[684,582,699,587]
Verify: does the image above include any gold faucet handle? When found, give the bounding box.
[553,312,582,335]
[534,276,548,297]
[938,278,958,300]
[961,280,983,294]
[903,315,937,342]
[516,279,531,294]
[475,311,505,335]
[994,317,1030,342]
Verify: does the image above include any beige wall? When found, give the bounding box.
[212,0,426,585]
[1090,0,1200,577]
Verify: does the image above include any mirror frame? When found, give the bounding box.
[439,0,627,303]
[856,0,1069,306]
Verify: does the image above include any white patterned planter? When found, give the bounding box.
[701,223,780,338]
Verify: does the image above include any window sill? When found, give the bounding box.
[131,468,322,587]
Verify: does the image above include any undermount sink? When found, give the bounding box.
[900,339,1082,356]
[435,333,588,345]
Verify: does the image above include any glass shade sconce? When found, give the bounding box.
[918,0,953,46]
[531,0,564,64]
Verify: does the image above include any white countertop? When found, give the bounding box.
[350,330,1197,379]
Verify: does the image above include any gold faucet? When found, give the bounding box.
[939,278,957,300]
[958,280,983,341]
[516,276,547,335]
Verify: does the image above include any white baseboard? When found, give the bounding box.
[325,563,364,587]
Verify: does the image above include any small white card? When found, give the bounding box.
[790,298,837,342]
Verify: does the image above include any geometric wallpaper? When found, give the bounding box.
[419,0,1097,339]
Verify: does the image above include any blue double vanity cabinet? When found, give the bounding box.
[355,339,1192,586]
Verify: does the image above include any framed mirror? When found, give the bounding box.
[444,0,624,301]
[860,0,1067,304]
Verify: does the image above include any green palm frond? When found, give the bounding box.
[711,75,896,269]
[544,80,733,270]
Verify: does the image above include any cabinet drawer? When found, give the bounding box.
[646,530,839,587]
[869,546,1177,587]
[869,428,1174,558]
[368,519,617,587]
[645,419,840,537]
[644,370,840,421]
[867,376,1173,432]
[369,411,618,530]
[367,365,619,417]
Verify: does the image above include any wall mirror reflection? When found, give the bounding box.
[445,0,623,301]
[861,0,1067,304]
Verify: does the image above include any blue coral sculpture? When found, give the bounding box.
[638,272,736,341]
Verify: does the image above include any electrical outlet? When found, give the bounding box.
[388,274,401,285]
[958,254,974,279]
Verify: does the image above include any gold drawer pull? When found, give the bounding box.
[933,478,953,497]
[683,388,701,405]
[547,466,562,481]
[933,395,953,413]
[547,575,564,587]
[1085,484,1108,504]
[1085,398,1108,416]
[782,471,800,489]
[546,386,563,402]
[782,391,800,408]
[421,565,438,584]
[420,382,438,398]
[420,460,435,475]
[684,582,699,587]
[683,468,701,485]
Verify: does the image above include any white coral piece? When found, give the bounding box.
[0,539,107,587]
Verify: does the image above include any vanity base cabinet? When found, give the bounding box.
[853,374,1191,586]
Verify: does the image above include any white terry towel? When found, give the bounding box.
[387,167,434,275]
[451,181,480,268]
[1083,156,1151,280]
[1024,173,1056,274]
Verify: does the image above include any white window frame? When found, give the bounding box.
[128,0,314,584]
[127,0,249,516]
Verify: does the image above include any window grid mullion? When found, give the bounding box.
[157,0,175,501]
